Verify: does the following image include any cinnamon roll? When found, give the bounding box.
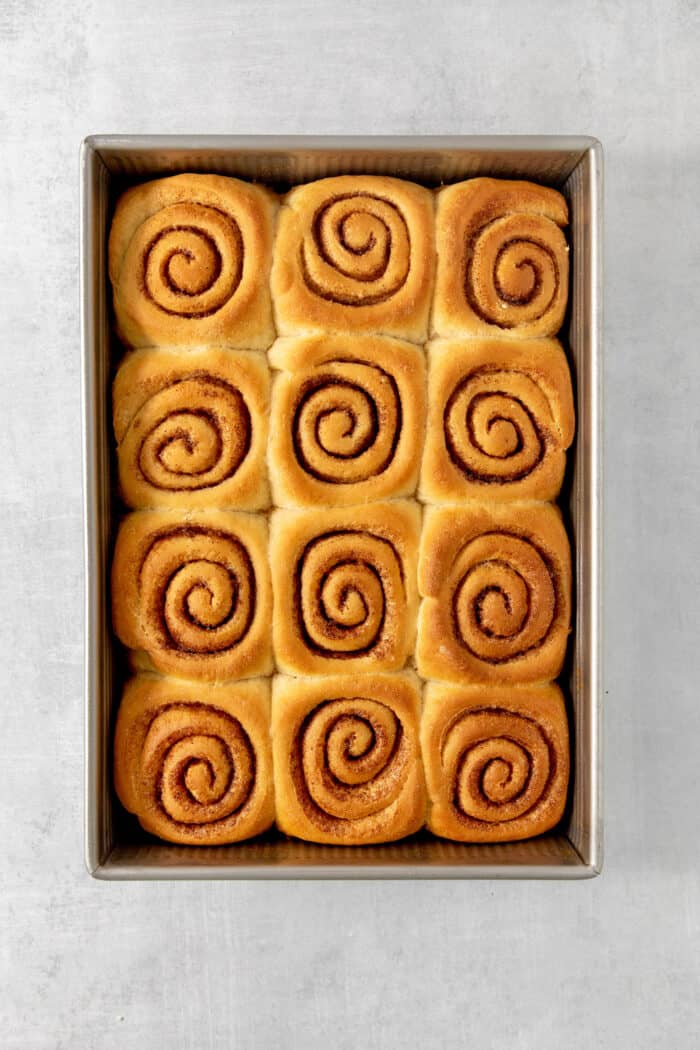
[420,338,574,503]
[271,176,435,343]
[268,334,426,507]
[114,675,274,845]
[113,348,270,510]
[272,673,425,845]
[417,503,571,684]
[270,501,420,675]
[421,682,569,842]
[108,174,277,350]
[433,178,569,339]
[112,509,273,681]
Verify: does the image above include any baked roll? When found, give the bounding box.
[270,501,420,675]
[420,338,574,503]
[421,682,569,842]
[271,175,435,342]
[417,503,571,684]
[433,178,569,339]
[268,335,426,507]
[114,675,274,845]
[113,348,270,510]
[112,509,273,681]
[108,174,277,350]
[272,673,425,845]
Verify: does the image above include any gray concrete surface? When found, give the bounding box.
[2,1,699,1046]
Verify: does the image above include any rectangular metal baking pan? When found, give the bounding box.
[82,135,602,879]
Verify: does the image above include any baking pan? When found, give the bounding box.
[81,136,603,879]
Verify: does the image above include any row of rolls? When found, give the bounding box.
[108,172,570,352]
[115,672,569,846]
[113,335,575,510]
[109,169,574,848]
[112,500,571,685]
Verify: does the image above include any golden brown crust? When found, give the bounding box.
[420,338,574,503]
[270,501,420,675]
[113,347,270,510]
[272,672,426,844]
[114,675,274,845]
[432,178,569,339]
[271,176,435,342]
[112,509,273,681]
[268,335,427,507]
[421,682,569,842]
[108,174,277,350]
[417,502,571,684]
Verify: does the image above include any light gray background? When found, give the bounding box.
[2,1,699,1046]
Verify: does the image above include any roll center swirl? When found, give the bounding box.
[296,530,404,657]
[466,214,567,328]
[141,703,256,828]
[124,374,252,492]
[450,532,557,663]
[139,527,255,655]
[293,359,401,483]
[301,194,411,305]
[293,699,408,826]
[444,368,551,483]
[141,202,244,318]
[442,708,554,825]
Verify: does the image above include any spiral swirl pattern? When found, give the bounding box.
[301,194,411,306]
[122,373,251,493]
[292,359,401,484]
[292,698,410,829]
[450,532,557,663]
[295,531,404,657]
[139,526,255,656]
[444,368,550,483]
[139,702,256,833]
[466,213,568,329]
[140,203,244,318]
[441,707,554,826]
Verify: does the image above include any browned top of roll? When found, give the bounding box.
[112,509,273,682]
[109,174,277,350]
[272,672,426,845]
[113,348,270,510]
[270,502,420,675]
[417,502,571,684]
[433,178,569,339]
[272,176,435,343]
[421,682,569,842]
[114,675,274,845]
